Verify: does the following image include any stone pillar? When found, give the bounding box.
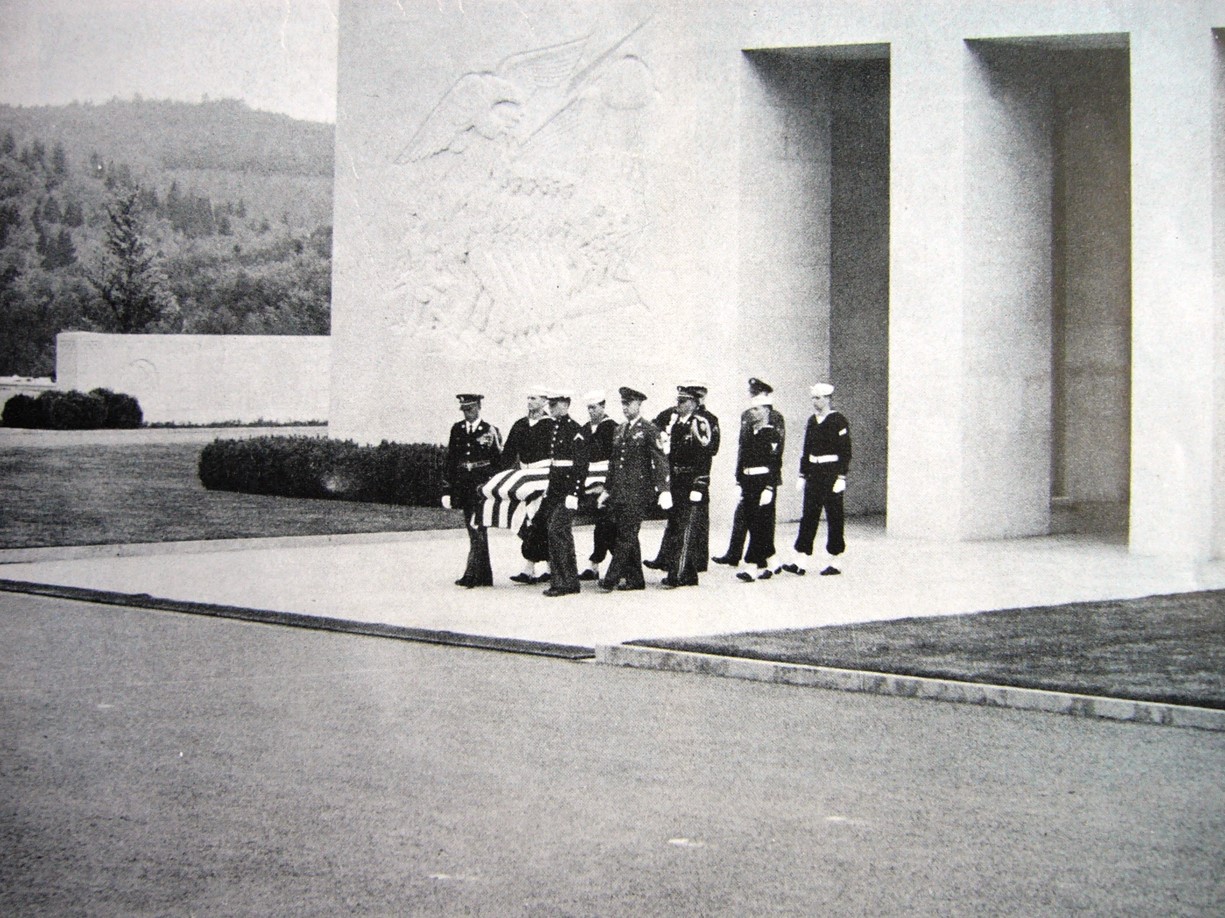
[1130,23,1218,560]
[887,37,966,540]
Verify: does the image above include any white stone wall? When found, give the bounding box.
[56,332,330,425]
[333,0,1225,559]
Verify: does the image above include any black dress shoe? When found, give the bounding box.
[711,555,738,566]
[534,572,552,584]
[543,586,579,597]
[660,576,678,587]
[616,582,645,591]
[455,577,471,587]
[757,569,773,580]
[510,573,534,584]
[578,569,598,581]
[736,571,754,583]
[598,581,616,592]
[642,559,665,571]
[820,566,841,576]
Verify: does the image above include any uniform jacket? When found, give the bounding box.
[500,414,555,470]
[443,418,502,507]
[736,407,785,475]
[607,416,669,513]
[653,408,715,477]
[799,411,851,478]
[544,414,589,499]
[584,416,618,464]
[737,422,784,488]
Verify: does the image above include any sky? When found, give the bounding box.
[0,0,340,123]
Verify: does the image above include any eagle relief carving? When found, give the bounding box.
[390,21,657,357]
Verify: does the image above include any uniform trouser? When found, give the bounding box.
[668,480,708,586]
[719,500,750,563]
[461,512,493,586]
[589,510,616,565]
[795,474,846,557]
[544,498,580,591]
[522,510,550,563]
[651,471,708,571]
[602,504,646,589]
[740,480,777,567]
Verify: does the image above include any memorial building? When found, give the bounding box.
[329,0,1225,563]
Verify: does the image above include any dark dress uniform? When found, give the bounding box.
[795,411,851,559]
[600,414,669,591]
[541,414,589,595]
[715,405,785,565]
[443,412,502,587]
[584,415,618,569]
[501,413,556,565]
[737,420,784,568]
[658,409,714,586]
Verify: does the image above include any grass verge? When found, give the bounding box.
[633,591,1225,709]
[0,443,459,548]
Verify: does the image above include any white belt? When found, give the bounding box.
[551,459,574,468]
[525,458,552,469]
[741,466,770,475]
[588,460,609,472]
[810,454,839,464]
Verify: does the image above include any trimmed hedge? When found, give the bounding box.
[198,435,447,507]
[1,388,143,429]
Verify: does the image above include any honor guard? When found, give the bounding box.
[540,389,589,596]
[648,385,714,587]
[441,393,502,588]
[579,390,618,582]
[599,387,672,592]
[502,384,557,584]
[713,377,786,567]
[733,393,783,581]
[789,382,851,575]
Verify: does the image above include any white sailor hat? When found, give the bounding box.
[749,393,773,408]
[810,383,835,397]
[546,388,573,402]
[525,383,550,397]
[583,389,606,406]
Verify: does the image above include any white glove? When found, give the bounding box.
[440,494,452,509]
[564,495,578,510]
[758,487,774,507]
[833,476,847,494]
[597,491,609,509]
[689,490,702,503]
[658,491,673,511]
[796,477,805,493]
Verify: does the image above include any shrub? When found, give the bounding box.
[198,436,447,507]
[1,388,145,429]
[90,388,143,428]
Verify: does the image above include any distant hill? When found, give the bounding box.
[0,98,333,231]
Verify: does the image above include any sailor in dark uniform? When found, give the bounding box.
[791,382,851,575]
[579,390,618,582]
[733,393,784,581]
[539,389,589,596]
[713,377,786,567]
[501,385,556,584]
[441,393,502,588]
[599,387,671,592]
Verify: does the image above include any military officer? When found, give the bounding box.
[501,384,556,584]
[733,393,784,581]
[599,387,671,592]
[441,393,502,588]
[713,377,786,567]
[540,389,589,596]
[650,385,715,587]
[580,390,618,582]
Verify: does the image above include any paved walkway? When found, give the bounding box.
[4,519,1224,651]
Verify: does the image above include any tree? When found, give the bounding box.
[83,191,177,332]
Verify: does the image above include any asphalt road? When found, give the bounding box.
[2,593,1222,917]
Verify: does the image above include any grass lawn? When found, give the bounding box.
[0,443,460,548]
[634,591,1225,709]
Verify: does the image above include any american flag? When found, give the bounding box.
[479,460,609,529]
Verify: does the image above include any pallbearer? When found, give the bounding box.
[501,384,556,584]
[442,393,502,588]
[540,389,589,597]
[580,390,618,582]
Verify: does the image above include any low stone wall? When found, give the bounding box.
[55,332,330,425]
[0,377,56,405]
